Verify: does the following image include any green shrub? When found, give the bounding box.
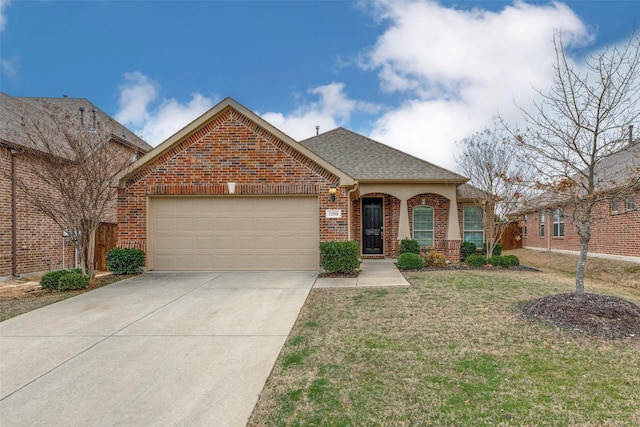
[397,252,425,270]
[106,248,145,275]
[504,255,520,266]
[57,271,89,291]
[40,270,69,291]
[460,241,477,259]
[483,242,503,256]
[424,249,446,268]
[488,255,509,267]
[465,254,487,267]
[40,269,87,291]
[399,238,420,255]
[319,241,360,273]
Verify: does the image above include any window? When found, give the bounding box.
[413,205,434,248]
[611,197,619,213]
[627,195,636,211]
[523,215,528,237]
[463,205,484,247]
[539,212,545,237]
[553,208,565,237]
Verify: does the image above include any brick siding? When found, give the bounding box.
[521,191,640,259]
[118,108,347,255]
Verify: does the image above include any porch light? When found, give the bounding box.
[227,182,236,194]
[329,185,337,202]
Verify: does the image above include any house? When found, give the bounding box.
[518,141,640,263]
[117,97,484,271]
[0,92,152,278]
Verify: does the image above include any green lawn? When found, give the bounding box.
[249,269,640,426]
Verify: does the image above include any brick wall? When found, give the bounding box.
[118,108,346,254]
[521,191,640,259]
[1,146,76,277]
[1,140,134,277]
[352,194,401,258]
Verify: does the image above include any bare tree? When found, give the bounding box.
[15,107,137,279]
[514,32,640,297]
[456,127,532,257]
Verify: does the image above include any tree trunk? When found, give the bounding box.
[87,227,96,279]
[575,226,591,301]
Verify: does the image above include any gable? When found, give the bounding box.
[120,98,353,188]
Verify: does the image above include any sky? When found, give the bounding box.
[1,0,638,171]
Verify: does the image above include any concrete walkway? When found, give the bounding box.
[314,258,410,288]
[0,271,316,427]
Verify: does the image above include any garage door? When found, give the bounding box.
[149,196,319,270]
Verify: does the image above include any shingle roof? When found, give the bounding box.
[0,92,151,154]
[520,141,640,211]
[299,127,468,183]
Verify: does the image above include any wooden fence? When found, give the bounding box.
[497,222,522,250]
[94,223,117,271]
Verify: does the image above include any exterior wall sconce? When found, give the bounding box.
[227,182,236,194]
[329,185,337,202]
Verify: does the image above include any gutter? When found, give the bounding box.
[11,149,18,277]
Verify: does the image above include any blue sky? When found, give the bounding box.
[1,0,638,170]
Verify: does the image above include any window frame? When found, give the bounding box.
[539,212,545,237]
[463,205,484,247]
[553,208,565,238]
[611,196,619,213]
[412,205,434,248]
[626,195,635,211]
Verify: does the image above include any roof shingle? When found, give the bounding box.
[299,127,467,183]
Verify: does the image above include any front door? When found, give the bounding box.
[362,198,383,254]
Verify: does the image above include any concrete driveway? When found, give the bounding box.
[0,271,316,427]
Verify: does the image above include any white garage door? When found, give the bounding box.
[148,196,319,270]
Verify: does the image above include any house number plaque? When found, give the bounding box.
[325,209,342,218]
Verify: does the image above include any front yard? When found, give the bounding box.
[249,250,640,426]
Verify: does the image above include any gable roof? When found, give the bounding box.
[299,127,468,184]
[0,92,151,155]
[519,141,640,212]
[118,97,355,188]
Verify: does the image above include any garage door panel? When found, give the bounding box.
[149,197,318,270]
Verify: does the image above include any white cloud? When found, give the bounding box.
[115,71,217,146]
[0,0,10,32]
[261,82,381,141]
[361,0,592,170]
[1,58,15,77]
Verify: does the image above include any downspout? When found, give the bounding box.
[347,181,359,241]
[11,149,18,277]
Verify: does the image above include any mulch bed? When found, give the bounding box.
[317,271,359,278]
[521,293,640,340]
[402,265,540,272]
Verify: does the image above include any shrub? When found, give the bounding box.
[319,241,360,273]
[488,255,509,267]
[424,249,446,268]
[504,255,520,266]
[40,270,69,291]
[57,271,89,291]
[483,242,503,256]
[40,269,88,291]
[397,252,425,270]
[465,254,487,267]
[106,248,145,275]
[460,241,477,260]
[399,238,420,255]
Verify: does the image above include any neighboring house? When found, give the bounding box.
[0,92,152,278]
[117,97,485,271]
[517,141,640,263]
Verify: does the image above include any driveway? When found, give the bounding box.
[0,271,316,427]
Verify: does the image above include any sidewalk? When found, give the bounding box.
[314,258,410,288]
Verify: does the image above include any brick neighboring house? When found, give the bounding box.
[0,92,152,279]
[117,97,486,271]
[518,141,640,263]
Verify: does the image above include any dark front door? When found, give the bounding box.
[362,198,383,254]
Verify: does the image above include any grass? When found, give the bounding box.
[0,274,132,321]
[249,250,640,426]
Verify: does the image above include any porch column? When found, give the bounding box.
[398,196,410,240]
[447,196,461,240]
